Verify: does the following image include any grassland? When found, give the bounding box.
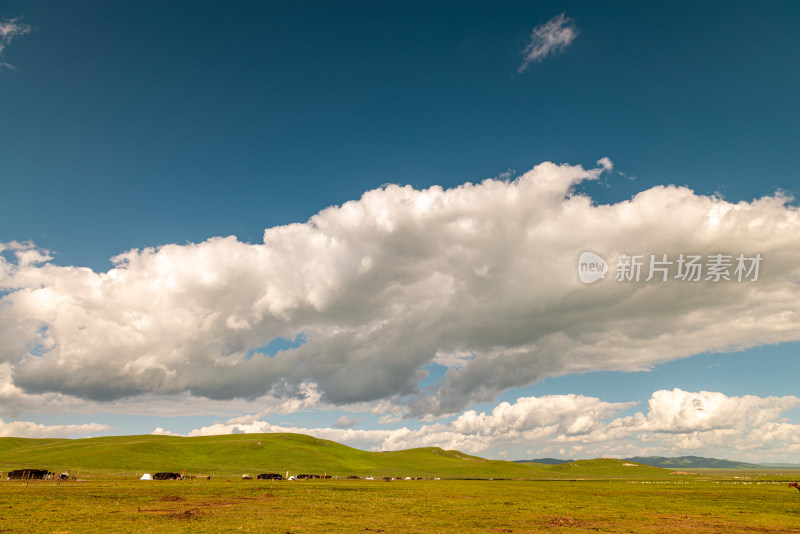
[2,476,800,533]
[2,434,800,532]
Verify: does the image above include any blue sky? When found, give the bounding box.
[1,1,799,462]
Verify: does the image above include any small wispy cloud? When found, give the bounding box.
[518,13,578,73]
[0,17,32,70]
[331,415,362,429]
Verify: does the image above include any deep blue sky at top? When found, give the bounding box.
[1,1,798,272]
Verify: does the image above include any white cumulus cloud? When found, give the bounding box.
[1,160,800,421]
[611,388,799,433]
[556,389,800,460]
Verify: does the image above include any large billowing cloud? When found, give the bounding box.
[1,159,800,419]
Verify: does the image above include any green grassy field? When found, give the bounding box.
[2,476,799,533]
[2,434,800,532]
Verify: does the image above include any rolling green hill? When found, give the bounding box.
[0,433,549,479]
[0,433,684,480]
[0,437,67,453]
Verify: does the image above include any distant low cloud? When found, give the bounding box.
[175,389,800,462]
[2,159,800,421]
[151,427,177,436]
[559,389,800,460]
[179,393,632,453]
[518,13,578,73]
[0,17,31,70]
[0,416,110,438]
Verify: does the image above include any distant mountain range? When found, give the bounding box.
[624,456,763,469]
[514,455,800,469]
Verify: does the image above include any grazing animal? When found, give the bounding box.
[257,473,283,480]
[789,482,800,492]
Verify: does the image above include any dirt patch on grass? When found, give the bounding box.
[193,499,244,508]
[546,516,586,528]
[169,508,205,519]
[139,492,277,520]
[669,471,698,475]
[189,493,278,509]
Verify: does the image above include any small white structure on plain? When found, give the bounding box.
[140,473,152,481]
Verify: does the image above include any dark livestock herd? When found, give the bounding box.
[4,469,334,481]
[6,469,53,480]
[153,472,182,480]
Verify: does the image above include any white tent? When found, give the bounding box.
[140,473,152,480]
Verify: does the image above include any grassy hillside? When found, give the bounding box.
[0,434,686,480]
[0,433,550,479]
[0,437,67,453]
